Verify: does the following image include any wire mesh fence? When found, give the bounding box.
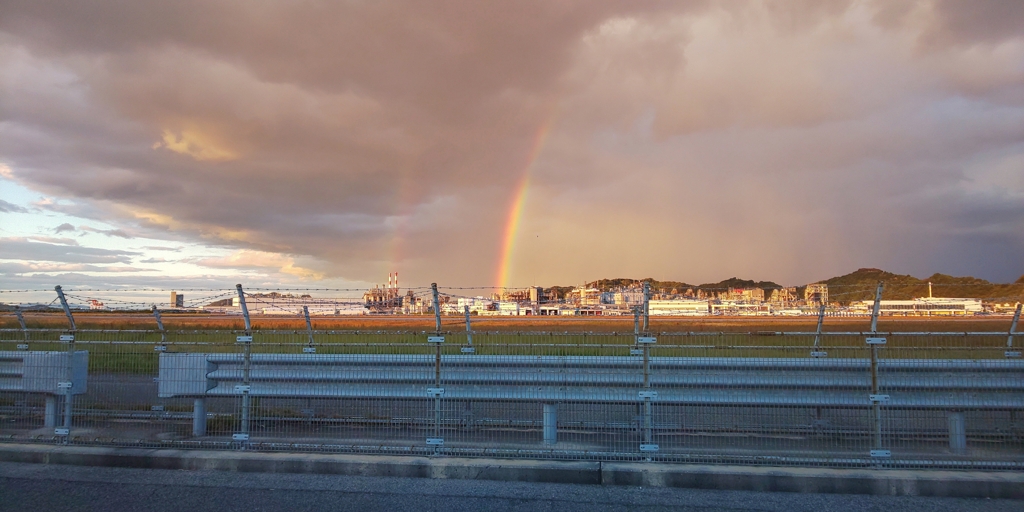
[2,327,1022,469]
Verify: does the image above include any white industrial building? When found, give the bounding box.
[230,295,366,315]
[647,299,710,316]
[851,298,983,316]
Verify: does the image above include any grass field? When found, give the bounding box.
[0,311,1018,333]
[2,312,1018,374]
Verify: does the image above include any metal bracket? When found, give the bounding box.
[639,444,659,452]
[427,387,445,397]
[232,433,249,441]
[57,381,72,390]
[460,347,475,353]
[234,385,251,394]
[426,437,444,445]
[1006,351,1021,359]
[16,344,28,351]
[869,394,890,403]
[154,345,167,352]
[870,449,891,458]
[810,351,828,358]
[59,335,74,342]
[866,337,886,345]
[638,391,658,400]
[629,348,644,355]
[427,336,445,344]
[637,336,657,344]
[54,428,69,436]
[302,347,317,353]
[236,335,253,343]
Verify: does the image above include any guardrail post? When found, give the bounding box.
[867,281,889,460]
[1006,303,1021,358]
[235,284,253,447]
[44,396,58,428]
[54,285,75,441]
[193,398,207,436]
[948,411,966,454]
[543,403,557,444]
[427,283,444,451]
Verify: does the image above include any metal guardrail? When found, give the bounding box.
[0,350,89,430]
[157,352,1024,450]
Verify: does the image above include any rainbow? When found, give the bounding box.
[495,115,555,290]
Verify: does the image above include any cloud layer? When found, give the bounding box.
[1,0,1022,287]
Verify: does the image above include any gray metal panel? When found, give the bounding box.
[0,351,87,395]
[157,353,216,398]
[163,352,1024,410]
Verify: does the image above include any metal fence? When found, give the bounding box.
[2,326,1022,469]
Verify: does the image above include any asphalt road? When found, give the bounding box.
[0,462,1018,512]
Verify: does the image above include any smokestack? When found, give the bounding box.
[388,273,392,289]
[395,272,399,290]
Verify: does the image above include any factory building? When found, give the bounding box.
[804,283,828,306]
[647,299,710,316]
[363,273,403,313]
[851,298,983,316]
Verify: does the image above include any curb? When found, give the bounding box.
[1,444,1021,499]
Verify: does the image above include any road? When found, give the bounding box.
[0,461,1017,512]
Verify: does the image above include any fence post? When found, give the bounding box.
[642,282,650,333]
[302,306,316,353]
[54,285,75,441]
[152,305,167,349]
[427,283,445,451]
[866,281,889,460]
[1006,303,1021,358]
[14,306,28,345]
[637,283,657,456]
[235,284,252,447]
[462,305,475,353]
[811,304,827,357]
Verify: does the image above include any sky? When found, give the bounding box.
[1,0,1023,298]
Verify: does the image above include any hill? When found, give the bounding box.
[548,269,1023,305]
[822,268,1024,304]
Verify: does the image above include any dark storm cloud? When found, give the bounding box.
[0,0,1022,286]
[53,223,75,233]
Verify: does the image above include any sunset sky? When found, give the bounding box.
[1,0,1023,293]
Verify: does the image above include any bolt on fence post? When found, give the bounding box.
[235,284,253,447]
[54,285,75,441]
[811,304,827,357]
[426,283,445,451]
[1006,303,1021,358]
[866,281,889,460]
